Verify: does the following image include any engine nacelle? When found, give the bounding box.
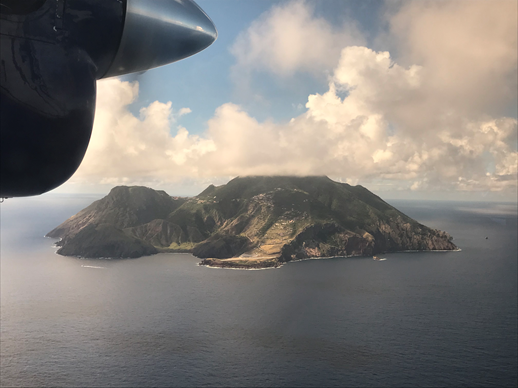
[0,0,216,197]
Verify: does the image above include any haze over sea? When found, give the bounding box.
[1,196,516,387]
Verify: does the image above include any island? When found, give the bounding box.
[46,176,458,268]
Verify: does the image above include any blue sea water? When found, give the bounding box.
[1,196,517,387]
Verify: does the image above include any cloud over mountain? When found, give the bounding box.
[70,0,517,196]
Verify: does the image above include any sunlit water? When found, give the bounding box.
[1,196,517,387]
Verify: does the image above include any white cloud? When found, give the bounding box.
[68,1,517,197]
[71,79,215,184]
[177,107,192,118]
[230,0,364,77]
[389,0,517,117]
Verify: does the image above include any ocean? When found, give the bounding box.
[1,196,517,387]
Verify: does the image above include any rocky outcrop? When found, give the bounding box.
[56,224,158,258]
[279,221,456,263]
[199,257,279,269]
[279,223,374,262]
[125,219,187,248]
[46,186,186,240]
[370,218,456,252]
[193,235,253,259]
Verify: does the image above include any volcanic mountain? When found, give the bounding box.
[46,176,457,267]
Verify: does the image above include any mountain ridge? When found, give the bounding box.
[46,176,457,267]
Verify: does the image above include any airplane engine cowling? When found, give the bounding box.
[0,0,216,197]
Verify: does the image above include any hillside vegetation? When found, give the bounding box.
[47,176,457,266]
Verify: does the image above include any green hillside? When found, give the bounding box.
[47,176,457,265]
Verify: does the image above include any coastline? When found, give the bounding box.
[47,238,461,268]
[197,263,280,271]
[198,257,280,270]
[198,247,463,270]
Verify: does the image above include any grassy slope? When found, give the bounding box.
[47,186,186,239]
[166,176,420,258]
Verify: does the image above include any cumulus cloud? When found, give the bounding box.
[389,0,517,117]
[230,0,364,77]
[70,1,517,195]
[71,79,215,186]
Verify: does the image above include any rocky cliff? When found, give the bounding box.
[47,176,457,265]
[47,186,186,258]
[56,223,158,258]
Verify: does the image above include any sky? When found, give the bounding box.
[55,0,517,201]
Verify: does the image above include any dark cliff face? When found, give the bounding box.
[46,186,186,259]
[192,235,253,259]
[279,223,374,262]
[47,177,457,260]
[57,224,158,258]
[46,186,186,240]
[124,219,186,248]
[279,221,457,262]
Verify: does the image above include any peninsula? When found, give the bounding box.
[46,176,457,268]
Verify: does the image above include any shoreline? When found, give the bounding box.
[197,263,281,271]
[48,238,461,267]
[198,247,462,270]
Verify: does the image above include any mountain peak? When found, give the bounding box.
[46,186,187,241]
